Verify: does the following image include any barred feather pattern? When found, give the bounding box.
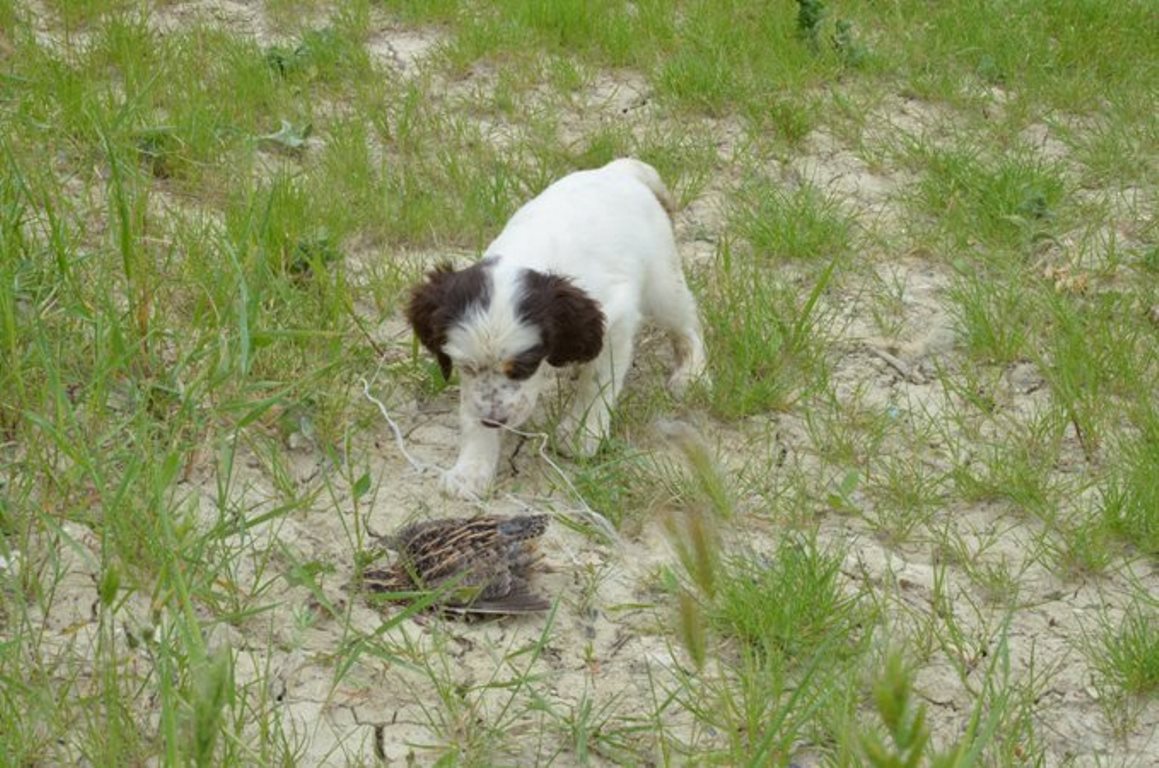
[362,514,551,614]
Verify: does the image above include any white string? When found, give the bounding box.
[358,375,621,546]
[359,376,435,475]
[493,422,622,546]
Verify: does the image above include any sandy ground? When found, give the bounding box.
[10,2,1159,765]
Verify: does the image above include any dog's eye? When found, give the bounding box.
[504,347,545,381]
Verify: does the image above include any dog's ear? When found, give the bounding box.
[406,262,489,381]
[519,271,605,366]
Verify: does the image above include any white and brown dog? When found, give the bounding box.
[407,158,708,498]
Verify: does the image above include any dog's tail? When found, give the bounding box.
[604,158,676,220]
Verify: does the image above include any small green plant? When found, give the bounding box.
[262,25,366,83]
[1142,245,1159,273]
[1040,512,1114,578]
[907,145,1066,254]
[712,535,864,665]
[832,19,867,67]
[796,0,825,50]
[866,457,945,544]
[805,387,894,468]
[950,414,1062,518]
[947,271,1036,364]
[133,125,185,179]
[286,230,343,280]
[1091,600,1159,698]
[701,244,835,419]
[730,177,854,262]
[859,641,1019,767]
[1093,394,1159,552]
[827,468,861,513]
[861,652,931,768]
[568,441,669,531]
[257,119,313,155]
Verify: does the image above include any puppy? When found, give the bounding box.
[407,158,708,498]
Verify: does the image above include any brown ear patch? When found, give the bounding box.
[405,261,491,380]
[517,270,605,367]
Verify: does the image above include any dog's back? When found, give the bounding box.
[485,158,676,293]
[600,158,676,220]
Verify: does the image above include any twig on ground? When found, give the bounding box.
[359,375,621,546]
[861,343,926,385]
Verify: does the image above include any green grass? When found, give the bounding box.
[864,455,946,545]
[947,269,1037,364]
[664,498,874,762]
[700,242,836,419]
[1,0,1157,764]
[711,535,867,664]
[730,175,855,263]
[906,142,1067,256]
[1100,406,1159,555]
[567,441,676,533]
[1090,599,1159,698]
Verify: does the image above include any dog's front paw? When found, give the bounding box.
[439,463,493,499]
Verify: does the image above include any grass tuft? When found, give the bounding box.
[907,143,1066,256]
[701,243,835,419]
[730,176,854,262]
[1091,600,1159,698]
[1100,408,1159,554]
[860,651,930,768]
[712,534,865,666]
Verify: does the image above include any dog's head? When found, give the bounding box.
[406,260,605,428]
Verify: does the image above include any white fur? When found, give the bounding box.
[436,159,708,499]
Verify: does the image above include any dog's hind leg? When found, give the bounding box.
[645,271,708,394]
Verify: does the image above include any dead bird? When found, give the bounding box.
[361,514,552,615]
